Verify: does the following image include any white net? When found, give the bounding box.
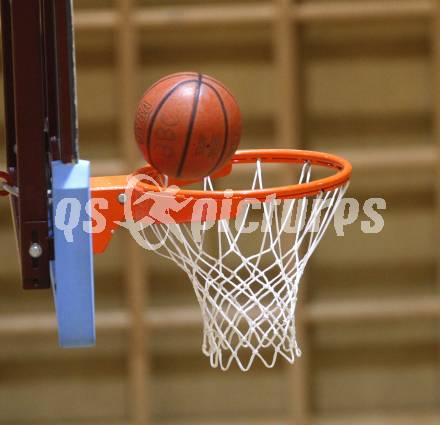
[137,160,348,371]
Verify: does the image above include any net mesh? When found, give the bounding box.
[137,160,348,371]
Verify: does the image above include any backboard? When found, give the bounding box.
[0,0,95,347]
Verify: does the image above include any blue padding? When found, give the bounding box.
[51,160,95,347]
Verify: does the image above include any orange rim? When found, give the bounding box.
[89,149,352,251]
[131,149,352,201]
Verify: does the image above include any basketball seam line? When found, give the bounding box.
[146,72,197,95]
[201,80,229,176]
[176,73,202,178]
[146,78,199,172]
[202,75,237,101]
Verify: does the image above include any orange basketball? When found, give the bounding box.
[134,72,242,180]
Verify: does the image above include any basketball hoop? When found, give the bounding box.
[120,149,352,371]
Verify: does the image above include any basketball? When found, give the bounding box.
[134,72,242,180]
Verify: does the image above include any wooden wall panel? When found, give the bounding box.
[303,22,432,151]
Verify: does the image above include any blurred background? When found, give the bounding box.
[1,0,440,424]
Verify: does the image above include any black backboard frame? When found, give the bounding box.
[1,0,78,289]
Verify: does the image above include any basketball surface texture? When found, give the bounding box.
[134,72,242,179]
